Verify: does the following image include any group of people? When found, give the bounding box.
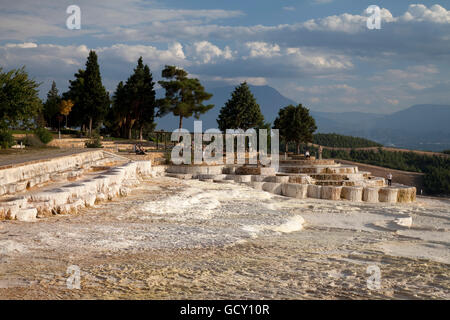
[133,143,146,155]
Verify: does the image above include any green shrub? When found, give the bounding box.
[35,127,53,144]
[85,131,103,148]
[0,130,15,149]
[423,167,450,196]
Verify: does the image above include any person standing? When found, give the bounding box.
[387,173,393,186]
[318,146,323,160]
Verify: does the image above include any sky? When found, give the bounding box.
[1,0,450,114]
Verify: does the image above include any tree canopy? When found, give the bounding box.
[217,82,265,131]
[107,57,156,139]
[0,67,42,130]
[42,81,61,129]
[158,65,213,129]
[63,51,110,136]
[273,104,317,154]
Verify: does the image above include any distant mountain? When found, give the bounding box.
[155,85,296,132]
[154,85,450,152]
[312,105,450,151]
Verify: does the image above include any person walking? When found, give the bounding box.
[387,173,393,186]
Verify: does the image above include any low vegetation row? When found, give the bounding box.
[313,133,382,148]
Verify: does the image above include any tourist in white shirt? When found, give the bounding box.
[387,173,393,186]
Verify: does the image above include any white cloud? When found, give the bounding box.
[282,6,296,11]
[191,41,233,64]
[5,42,38,49]
[401,4,450,23]
[240,42,353,73]
[95,43,187,68]
[285,47,353,71]
[245,42,281,58]
[303,8,395,33]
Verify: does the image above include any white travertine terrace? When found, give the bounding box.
[0,151,156,221]
[0,152,416,222]
[164,156,416,204]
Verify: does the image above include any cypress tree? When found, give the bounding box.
[83,51,109,136]
[217,82,265,131]
[125,57,156,140]
[65,51,109,136]
[43,81,61,129]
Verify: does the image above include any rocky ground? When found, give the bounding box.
[0,177,448,299]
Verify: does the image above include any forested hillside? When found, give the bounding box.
[313,133,382,148]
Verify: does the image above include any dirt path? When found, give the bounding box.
[0,148,89,169]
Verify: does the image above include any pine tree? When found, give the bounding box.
[158,65,213,129]
[43,81,61,129]
[217,82,265,131]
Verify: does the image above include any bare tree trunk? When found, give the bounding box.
[89,117,93,137]
[296,142,300,155]
[139,126,143,141]
[128,126,132,140]
[179,116,183,129]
